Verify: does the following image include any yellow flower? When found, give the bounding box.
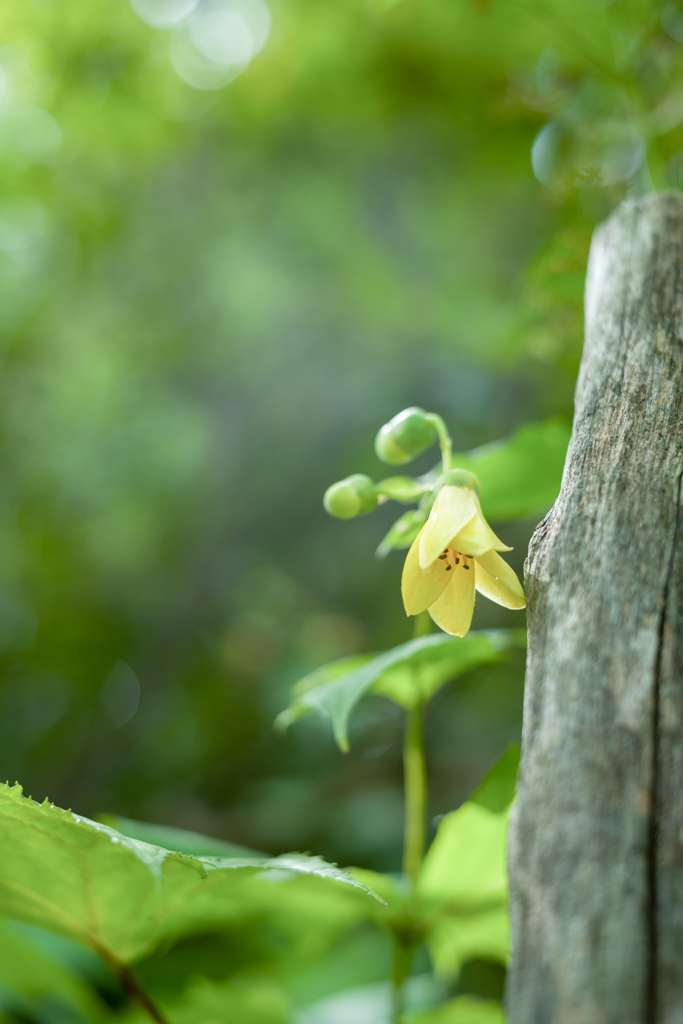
[401,471,525,637]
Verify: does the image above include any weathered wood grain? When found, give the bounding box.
[507,192,683,1024]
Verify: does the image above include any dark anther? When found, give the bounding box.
[455,558,460,564]
[463,564,470,570]
[445,565,452,571]
[438,554,447,560]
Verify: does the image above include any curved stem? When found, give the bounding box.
[425,413,452,473]
[403,701,427,883]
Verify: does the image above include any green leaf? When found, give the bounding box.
[407,995,505,1023]
[274,654,376,733]
[416,750,519,977]
[470,745,520,813]
[276,631,513,751]
[376,476,430,502]
[0,784,382,965]
[451,418,570,521]
[0,919,107,1023]
[417,803,509,976]
[127,975,289,1024]
[376,508,429,558]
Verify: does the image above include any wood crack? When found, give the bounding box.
[646,467,683,1024]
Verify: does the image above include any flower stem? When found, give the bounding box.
[425,413,452,473]
[403,701,427,883]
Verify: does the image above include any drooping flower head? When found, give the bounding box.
[401,470,525,637]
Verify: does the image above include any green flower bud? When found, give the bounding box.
[440,468,481,499]
[374,408,437,465]
[323,474,377,519]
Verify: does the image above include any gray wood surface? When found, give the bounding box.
[506,192,683,1024]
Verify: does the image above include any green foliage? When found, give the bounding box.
[470,746,520,814]
[0,0,663,1015]
[0,783,379,966]
[276,631,520,750]
[415,749,518,979]
[126,977,290,1024]
[0,920,107,1024]
[0,747,517,1023]
[407,996,505,1023]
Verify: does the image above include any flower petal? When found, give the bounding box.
[427,564,476,637]
[474,549,526,609]
[419,486,479,570]
[402,528,452,615]
[452,504,512,557]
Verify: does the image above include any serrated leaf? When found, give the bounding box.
[371,633,511,710]
[406,995,505,1024]
[99,815,263,859]
[416,751,518,978]
[275,655,375,733]
[376,477,430,502]
[277,632,514,751]
[376,508,428,558]
[451,419,570,521]
[0,784,382,966]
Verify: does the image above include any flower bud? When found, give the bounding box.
[323,474,377,519]
[440,468,481,499]
[374,408,436,465]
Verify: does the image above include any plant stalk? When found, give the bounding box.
[403,701,427,883]
[391,936,416,1023]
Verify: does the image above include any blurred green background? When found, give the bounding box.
[0,0,678,876]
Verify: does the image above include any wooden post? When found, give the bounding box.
[507,192,683,1023]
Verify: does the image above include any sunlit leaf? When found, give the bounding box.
[276,631,517,752]
[125,975,290,1024]
[406,995,505,1023]
[451,419,570,521]
[416,751,518,977]
[0,784,382,965]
